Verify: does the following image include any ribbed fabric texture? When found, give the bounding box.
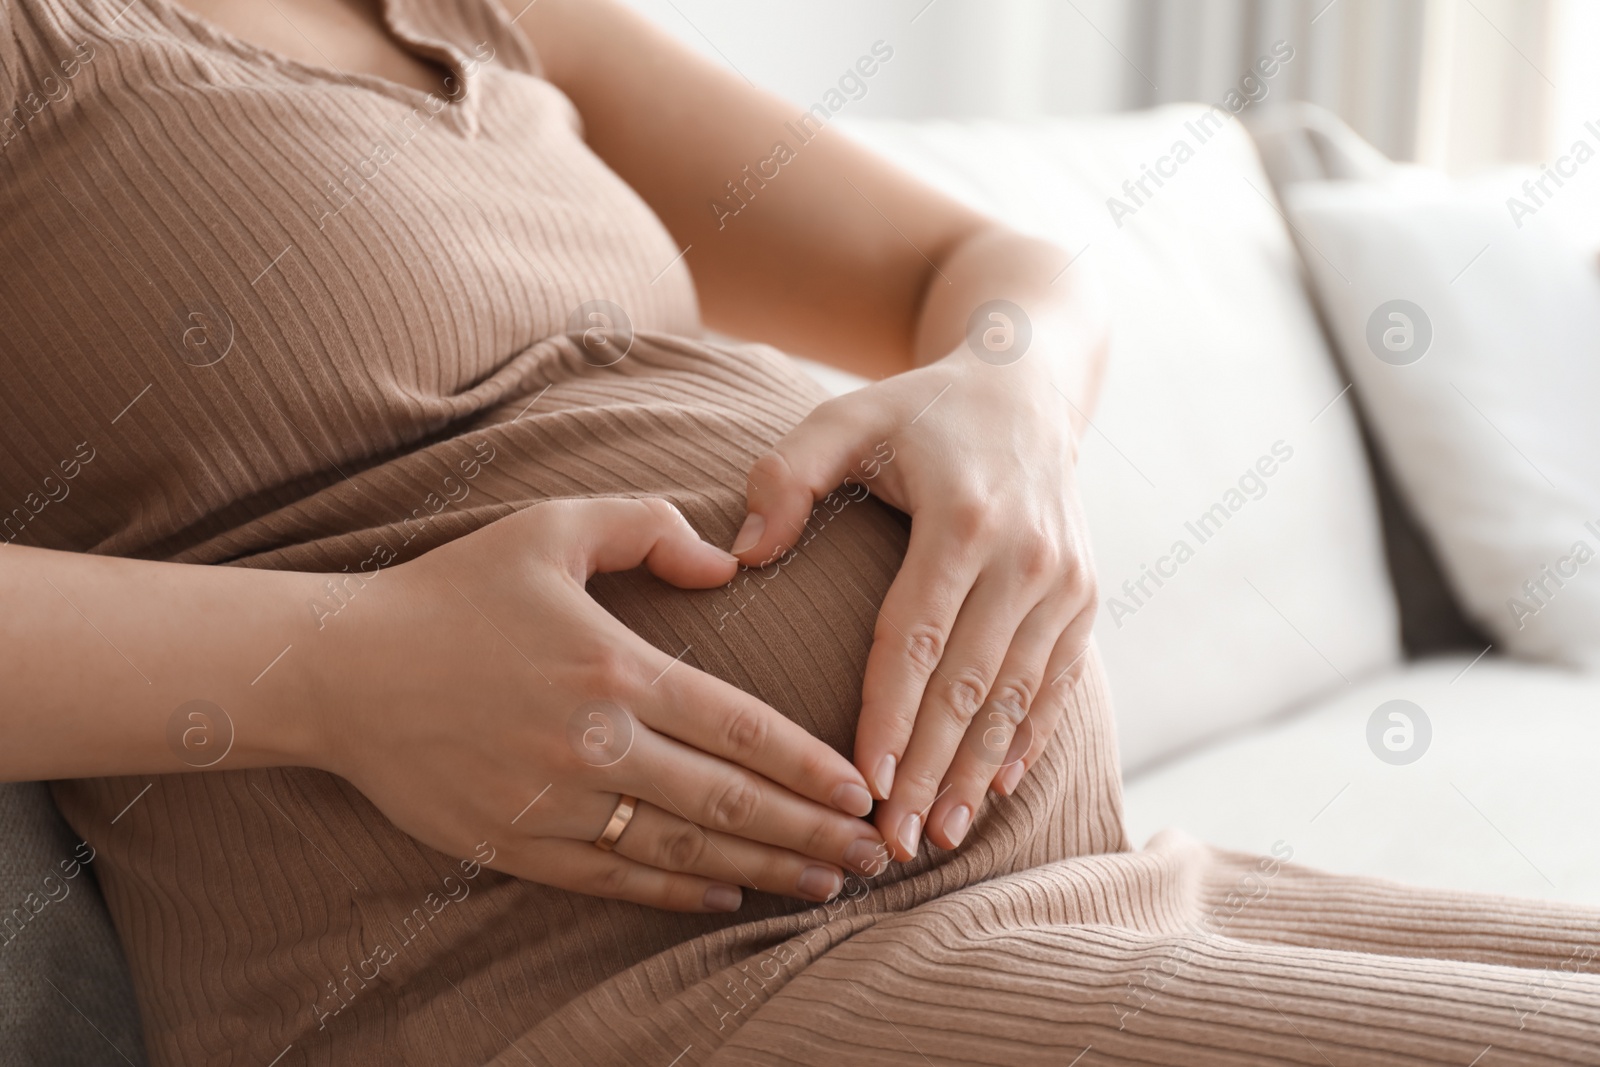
[703,839,1600,1066]
[0,0,695,562]
[4,2,1600,1065]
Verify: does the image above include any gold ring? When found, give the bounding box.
[593,795,638,851]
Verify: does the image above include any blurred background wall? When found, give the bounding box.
[619,0,1595,173]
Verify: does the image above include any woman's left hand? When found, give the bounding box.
[729,347,1098,862]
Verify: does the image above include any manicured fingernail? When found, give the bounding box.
[872,754,896,800]
[897,812,922,859]
[943,804,972,847]
[832,781,873,817]
[703,883,743,912]
[843,837,885,876]
[797,865,844,902]
[998,761,1025,796]
[731,513,764,555]
[711,545,741,565]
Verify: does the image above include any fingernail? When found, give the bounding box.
[703,883,743,912]
[843,837,885,876]
[998,761,1025,796]
[943,804,972,847]
[796,865,844,902]
[897,812,922,859]
[711,545,741,565]
[831,781,873,817]
[731,513,764,555]
[872,754,896,800]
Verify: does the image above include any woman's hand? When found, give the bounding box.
[313,497,885,912]
[729,350,1097,862]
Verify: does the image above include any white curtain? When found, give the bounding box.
[1122,0,1429,161]
[622,0,1568,169]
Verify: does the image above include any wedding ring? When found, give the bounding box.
[593,795,638,851]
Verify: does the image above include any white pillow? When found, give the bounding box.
[1286,170,1600,670]
[834,110,1402,772]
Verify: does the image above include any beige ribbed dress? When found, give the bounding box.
[4,0,1599,1063]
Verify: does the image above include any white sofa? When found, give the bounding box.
[830,106,1600,907]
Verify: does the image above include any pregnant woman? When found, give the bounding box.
[2,0,1597,1063]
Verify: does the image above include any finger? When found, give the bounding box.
[648,658,875,817]
[993,607,1097,797]
[544,496,739,588]
[853,520,981,805]
[580,605,875,818]
[517,838,746,914]
[617,728,887,877]
[731,400,879,565]
[614,802,846,903]
[925,596,1070,851]
[875,573,1037,861]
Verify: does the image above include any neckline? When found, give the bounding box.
[128,0,482,134]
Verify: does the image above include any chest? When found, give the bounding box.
[163,0,456,95]
[0,0,698,554]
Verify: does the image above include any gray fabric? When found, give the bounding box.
[0,781,146,1066]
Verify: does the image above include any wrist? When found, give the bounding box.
[277,556,438,779]
[239,568,360,774]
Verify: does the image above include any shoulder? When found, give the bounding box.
[483,0,658,91]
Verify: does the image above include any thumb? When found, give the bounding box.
[556,497,739,590]
[732,403,879,566]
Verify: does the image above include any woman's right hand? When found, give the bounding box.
[313,497,886,913]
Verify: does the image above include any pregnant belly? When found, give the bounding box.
[47,336,924,1055]
[52,335,1120,1066]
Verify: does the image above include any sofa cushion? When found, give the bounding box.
[1246,106,1495,660]
[1285,168,1600,670]
[1123,656,1600,905]
[842,109,1402,771]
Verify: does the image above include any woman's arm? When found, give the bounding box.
[0,542,323,781]
[518,0,1102,400]
[0,503,888,910]
[518,1,1108,860]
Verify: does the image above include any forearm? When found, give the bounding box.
[912,225,1109,432]
[0,544,327,781]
